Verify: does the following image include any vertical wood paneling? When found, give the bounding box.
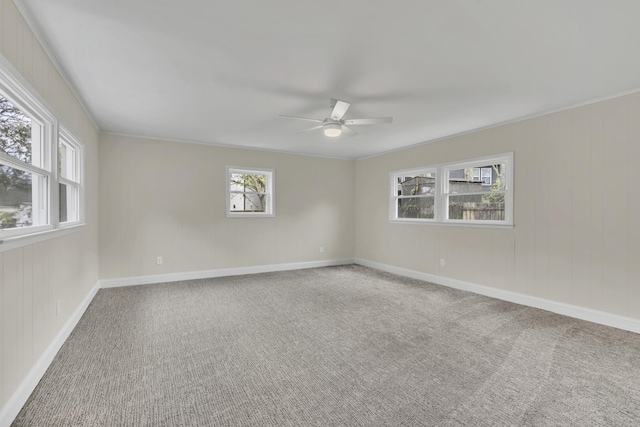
[628,93,640,318]
[98,137,125,279]
[20,23,33,85]
[474,229,490,287]
[534,116,551,299]
[12,4,24,76]
[30,36,44,100]
[547,112,573,303]
[589,103,605,311]
[0,253,3,405]
[22,246,33,369]
[511,122,528,294]
[31,241,51,363]
[494,230,509,290]
[601,97,630,316]
[2,249,23,402]
[570,106,593,308]
[521,120,539,297]
[2,0,18,66]
[50,238,63,331]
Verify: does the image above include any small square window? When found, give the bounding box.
[226,167,275,217]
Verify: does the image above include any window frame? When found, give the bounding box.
[58,125,84,227]
[226,166,275,218]
[0,56,85,250]
[442,153,513,226]
[389,152,514,227]
[389,167,437,223]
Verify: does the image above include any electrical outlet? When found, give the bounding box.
[156,256,163,265]
[440,258,445,267]
[319,247,324,253]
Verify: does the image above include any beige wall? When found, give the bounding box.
[356,92,640,319]
[99,134,355,279]
[0,0,99,411]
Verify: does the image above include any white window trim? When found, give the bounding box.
[226,166,275,218]
[389,167,437,223]
[390,152,514,227]
[58,125,85,228]
[0,55,85,252]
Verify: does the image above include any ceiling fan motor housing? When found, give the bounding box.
[323,122,342,137]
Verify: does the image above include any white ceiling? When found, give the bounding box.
[16,0,640,159]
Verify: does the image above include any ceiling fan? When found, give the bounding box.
[280,99,393,137]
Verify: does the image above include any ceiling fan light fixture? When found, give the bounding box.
[324,123,341,137]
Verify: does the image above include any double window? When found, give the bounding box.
[0,62,84,243]
[226,167,275,217]
[390,153,513,226]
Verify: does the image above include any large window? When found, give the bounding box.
[390,153,513,226]
[0,61,84,244]
[226,166,275,217]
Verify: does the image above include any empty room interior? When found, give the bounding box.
[1,0,640,425]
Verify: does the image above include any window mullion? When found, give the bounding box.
[50,121,59,229]
[435,165,444,222]
[391,154,512,225]
[59,176,80,187]
[0,152,50,176]
[446,190,506,197]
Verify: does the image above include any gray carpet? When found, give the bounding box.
[12,265,640,426]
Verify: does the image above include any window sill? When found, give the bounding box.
[226,213,276,218]
[0,223,85,253]
[389,219,514,229]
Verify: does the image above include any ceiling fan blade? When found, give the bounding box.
[280,115,323,123]
[296,125,324,134]
[330,100,351,121]
[343,117,393,125]
[341,125,358,137]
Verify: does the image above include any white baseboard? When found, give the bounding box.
[99,259,355,289]
[0,280,100,427]
[354,258,640,334]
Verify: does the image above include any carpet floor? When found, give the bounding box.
[12,265,640,426]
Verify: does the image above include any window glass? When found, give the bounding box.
[227,167,274,217]
[58,129,82,224]
[392,171,436,220]
[59,182,79,223]
[59,140,77,181]
[1,95,33,163]
[0,91,50,233]
[447,164,505,194]
[445,162,508,222]
[0,165,33,228]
